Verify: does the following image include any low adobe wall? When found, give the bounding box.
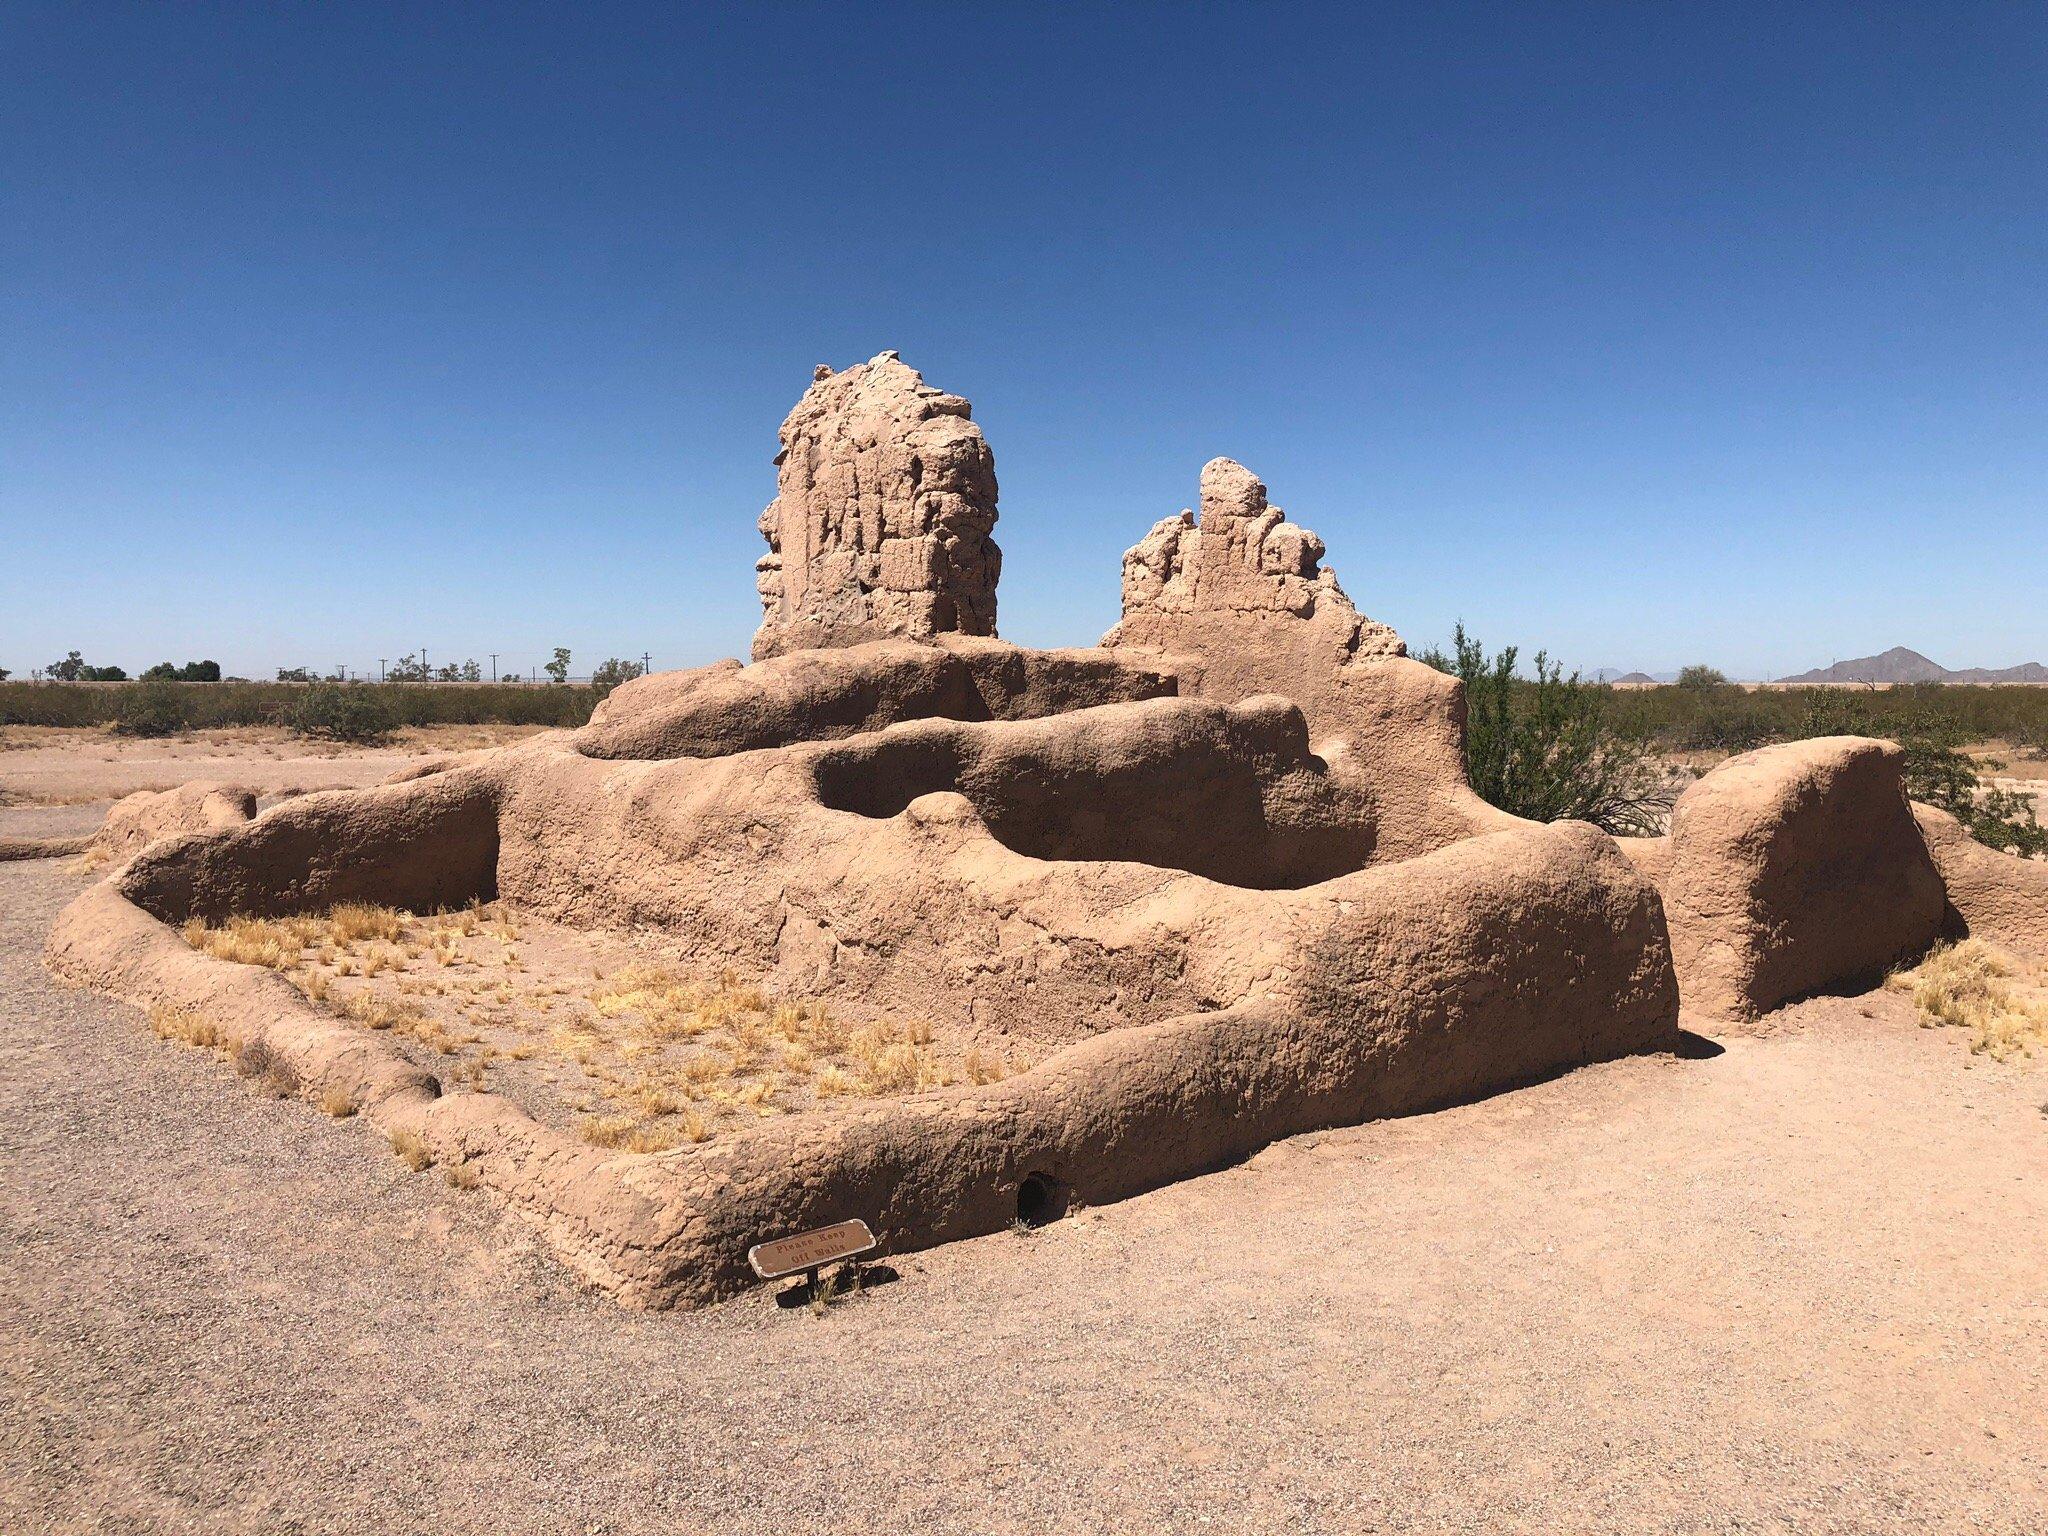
[46,813,1676,1308]
[1914,802,2048,959]
[1628,738,2003,1022]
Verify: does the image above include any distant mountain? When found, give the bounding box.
[1610,671,1661,685]
[1774,647,2048,685]
[1947,662,2048,684]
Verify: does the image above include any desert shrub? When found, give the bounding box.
[1419,625,1673,836]
[112,679,188,737]
[1899,718,2046,858]
[2,679,605,730]
[1795,691,1872,738]
[1618,682,2048,753]
[1675,664,1730,691]
[283,683,396,743]
[1675,697,1779,753]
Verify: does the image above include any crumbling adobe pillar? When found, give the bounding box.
[1105,456,1404,669]
[753,352,1002,660]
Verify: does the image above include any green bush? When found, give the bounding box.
[47,650,127,681]
[1898,718,2046,859]
[111,680,187,737]
[1419,625,1673,836]
[589,657,647,699]
[1617,681,2048,750]
[1675,698,1778,753]
[282,684,397,744]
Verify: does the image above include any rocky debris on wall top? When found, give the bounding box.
[752,352,1001,660]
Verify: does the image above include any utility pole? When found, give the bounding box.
[378,658,386,683]
[489,653,498,683]
[642,651,651,677]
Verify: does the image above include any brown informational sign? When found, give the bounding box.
[747,1218,877,1279]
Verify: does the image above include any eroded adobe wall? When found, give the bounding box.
[1107,457,1404,673]
[48,805,1678,1310]
[577,636,1176,762]
[506,696,1375,1047]
[117,770,502,925]
[1912,802,2048,960]
[1104,457,1519,861]
[1648,738,1948,1021]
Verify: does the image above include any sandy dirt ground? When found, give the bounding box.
[6,846,2048,1533]
[0,725,541,807]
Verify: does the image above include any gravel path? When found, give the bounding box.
[5,856,2047,1535]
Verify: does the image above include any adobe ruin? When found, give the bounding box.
[44,353,2048,1307]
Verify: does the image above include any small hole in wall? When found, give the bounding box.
[1015,1171,1069,1227]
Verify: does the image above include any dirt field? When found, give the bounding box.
[6,752,2048,1534]
[0,725,542,807]
[174,899,1036,1149]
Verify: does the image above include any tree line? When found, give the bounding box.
[6,648,647,687]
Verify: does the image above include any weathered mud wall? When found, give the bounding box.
[1644,738,1948,1020]
[44,351,2045,1314]
[47,814,1676,1309]
[1103,458,1517,861]
[1913,801,2048,959]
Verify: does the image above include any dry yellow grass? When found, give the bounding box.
[447,1055,489,1088]
[182,903,407,971]
[814,1063,861,1098]
[388,1129,433,1171]
[180,901,516,981]
[344,991,424,1032]
[185,904,1036,1154]
[1888,940,2048,1062]
[148,1003,224,1051]
[330,902,403,943]
[317,1084,357,1118]
[577,1105,712,1155]
[620,1113,709,1153]
[578,1113,638,1148]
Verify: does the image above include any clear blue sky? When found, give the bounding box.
[4,2,2043,681]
